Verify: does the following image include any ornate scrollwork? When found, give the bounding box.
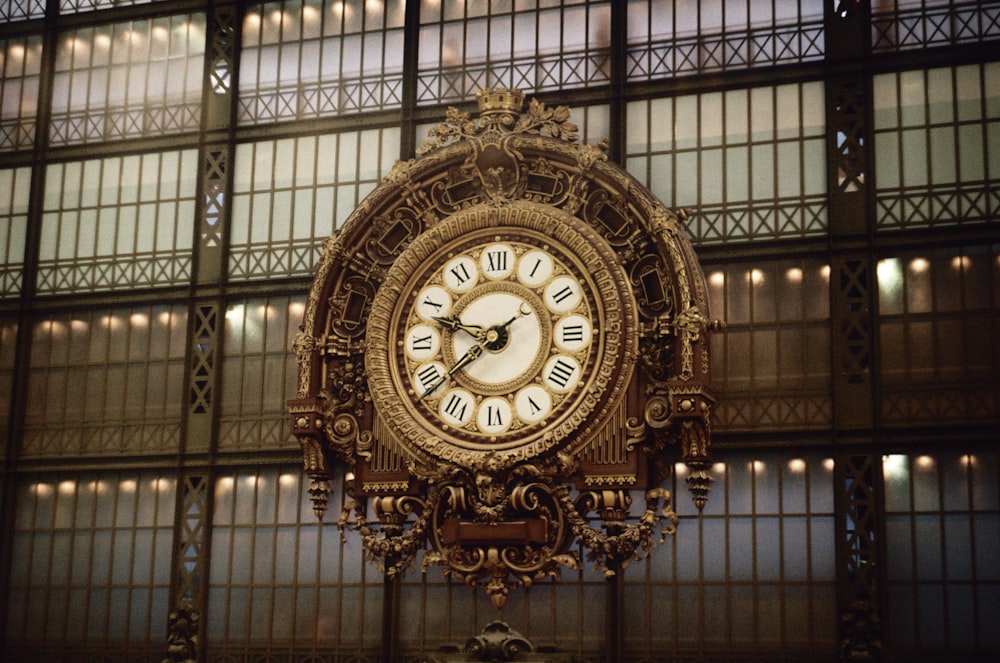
[162,603,198,663]
[569,487,678,576]
[422,464,580,609]
[464,621,535,661]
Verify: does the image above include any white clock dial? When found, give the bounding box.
[517,250,554,287]
[390,230,607,445]
[439,388,476,427]
[415,286,452,322]
[515,385,551,423]
[553,314,592,352]
[480,243,516,280]
[413,361,447,398]
[442,255,479,292]
[542,354,581,393]
[477,397,513,434]
[544,275,582,313]
[405,324,441,361]
[450,292,541,386]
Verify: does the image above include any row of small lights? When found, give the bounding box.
[707,255,985,289]
[32,456,979,496]
[37,302,306,335]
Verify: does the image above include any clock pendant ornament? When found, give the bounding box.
[289,89,720,608]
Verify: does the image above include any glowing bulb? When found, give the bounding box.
[788,458,806,473]
[786,267,803,283]
[708,272,725,287]
[909,257,930,274]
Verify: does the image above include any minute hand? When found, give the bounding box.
[417,341,486,401]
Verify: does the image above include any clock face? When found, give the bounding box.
[365,202,637,465]
[403,239,594,439]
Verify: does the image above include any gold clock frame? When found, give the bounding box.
[366,203,637,465]
[289,89,719,608]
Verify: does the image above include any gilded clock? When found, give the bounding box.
[366,201,638,467]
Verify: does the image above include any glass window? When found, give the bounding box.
[22,305,187,458]
[626,82,828,245]
[229,129,399,280]
[5,472,175,646]
[0,35,43,151]
[37,150,198,294]
[883,451,1000,652]
[208,466,382,653]
[239,0,406,124]
[625,452,837,653]
[417,0,611,104]
[59,0,157,14]
[873,63,999,231]
[878,245,999,425]
[626,0,824,81]
[0,166,30,297]
[705,258,832,432]
[0,0,44,20]
[219,296,304,451]
[872,0,999,52]
[48,15,205,145]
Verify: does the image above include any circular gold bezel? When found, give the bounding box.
[366,201,636,467]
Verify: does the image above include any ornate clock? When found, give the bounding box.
[289,89,719,608]
[366,203,636,469]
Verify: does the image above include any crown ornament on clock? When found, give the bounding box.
[476,87,525,118]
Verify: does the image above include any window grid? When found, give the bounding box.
[416,1,611,105]
[37,150,198,294]
[623,453,837,658]
[626,82,828,245]
[59,0,157,14]
[219,295,304,452]
[873,62,1000,231]
[229,129,399,281]
[0,0,44,21]
[0,35,43,151]
[238,0,407,124]
[22,305,187,459]
[877,245,1000,424]
[0,166,30,296]
[4,472,176,656]
[883,450,1000,653]
[705,258,833,432]
[625,0,825,80]
[207,465,381,655]
[871,0,1000,52]
[48,15,205,146]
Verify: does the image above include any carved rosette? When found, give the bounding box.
[289,89,720,609]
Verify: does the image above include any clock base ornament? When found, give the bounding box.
[289,88,720,609]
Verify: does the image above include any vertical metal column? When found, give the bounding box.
[0,0,58,634]
[166,3,242,660]
[824,2,887,661]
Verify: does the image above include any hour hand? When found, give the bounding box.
[433,315,484,339]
